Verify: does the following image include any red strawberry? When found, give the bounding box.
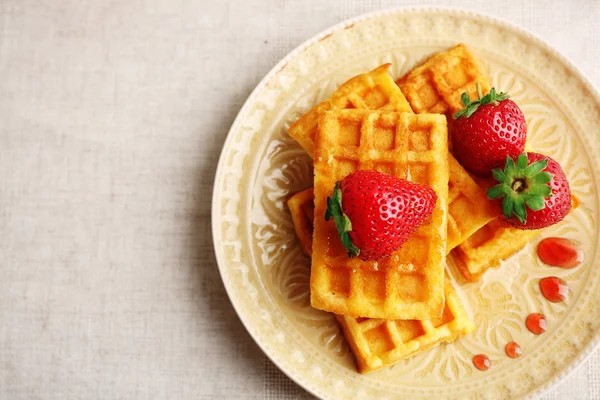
[487,152,571,230]
[325,170,437,261]
[452,86,526,177]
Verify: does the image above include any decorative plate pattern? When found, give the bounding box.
[212,8,600,400]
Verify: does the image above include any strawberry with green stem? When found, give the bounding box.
[325,170,437,261]
[452,83,527,177]
[487,152,571,230]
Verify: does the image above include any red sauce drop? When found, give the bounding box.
[537,237,582,268]
[526,313,547,335]
[505,342,522,358]
[473,354,491,371]
[539,276,569,303]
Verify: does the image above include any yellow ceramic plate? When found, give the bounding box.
[212,8,600,399]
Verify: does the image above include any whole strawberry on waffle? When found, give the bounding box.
[452,85,527,177]
[487,152,572,229]
[325,170,437,261]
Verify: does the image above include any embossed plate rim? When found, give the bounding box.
[212,6,600,400]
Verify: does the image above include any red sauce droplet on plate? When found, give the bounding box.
[526,313,547,335]
[505,342,522,358]
[539,276,569,303]
[537,237,582,268]
[473,354,491,371]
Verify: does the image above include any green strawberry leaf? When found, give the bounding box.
[524,159,549,177]
[461,92,470,107]
[453,108,467,119]
[492,167,506,182]
[496,92,509,102]
[533,171,553,184]
[325,182,360,258]
[527,183,553,198]
[516,153,528,169]
[487,184,508,199]
[488,152,555,225]
[523,193,545,211]
[480,92,492,104]
[502,195,514,220]
[452,83,510,119]
[513,196,527,223]
[504,156,516,176]
[540,185,553,198]
[463,105,474,118]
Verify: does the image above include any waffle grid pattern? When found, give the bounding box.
[310,110,449,320]
[289,63,412,157]
[396,43,490,115]
[336,278,474,373]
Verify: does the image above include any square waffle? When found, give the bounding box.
[288,63,412,157]
[336,277,474,373]
[287,189,474,374]
[396,43,490,115]
[311,110,449,320]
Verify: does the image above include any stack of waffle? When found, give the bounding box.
[286,44,565,373]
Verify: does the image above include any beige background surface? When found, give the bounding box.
[1,0,598,399]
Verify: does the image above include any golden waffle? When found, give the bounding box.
[451,219,539,282]
[287,191,474,374]
[396,44,490,115]
[288,63,412,157]
[446,155,497,250]
[336,277,474,373]
[452,195,580,282]
[395,44,497,251]
[286,187,314,256]
[311,110,449,320]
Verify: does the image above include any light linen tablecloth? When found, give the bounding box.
[1,0,598,399]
